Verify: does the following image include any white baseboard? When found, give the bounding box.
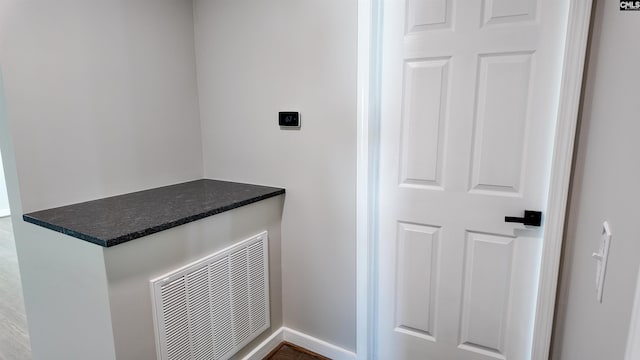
[283,327,357,360]
[0,209,10,218]
[242,326,357,360]
[241,327,284,360]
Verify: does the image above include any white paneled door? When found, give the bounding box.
[377,0,569,359]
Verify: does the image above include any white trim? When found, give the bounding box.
[241,327,284,360]
[0,208,10,218]
[356,0,372,359]
[356,0,381,359]
[531,0,594,359]
[241,327,357,360]
[283,327,357,360]
[625,265,640,360]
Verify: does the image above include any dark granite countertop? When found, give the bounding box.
[22,179,285,247]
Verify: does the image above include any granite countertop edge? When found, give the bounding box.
[22,180,285,248]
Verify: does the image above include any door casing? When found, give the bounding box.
[355,0,595,359]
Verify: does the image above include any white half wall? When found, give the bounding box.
[104,196,284,360]
[193,0,358,351]
[18,223,117,360]
[551,1,640,359]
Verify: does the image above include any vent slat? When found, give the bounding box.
[151,233,270,360]
[186,266,215,360]
[160,277,191,360]
[248,242,267,333]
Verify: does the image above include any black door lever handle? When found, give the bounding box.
[505,210,542,227]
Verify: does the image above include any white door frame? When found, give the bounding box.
[355,0,594,359]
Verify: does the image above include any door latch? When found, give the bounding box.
[504,210,542,227]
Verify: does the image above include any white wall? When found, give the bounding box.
[0,151,9,216]
[0,0,204,213]
[193,0,358,351]
[1,0,358,355]
[0,1,204,358]
[551,1,640,359]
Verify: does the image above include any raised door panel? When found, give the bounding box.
[395,222,440,341]
[459,231,515,359]
[407,0,452,33]
[400,58,450,189]
[470,52,534,196]
[483,0,537,25]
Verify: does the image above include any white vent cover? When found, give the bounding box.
[150,232,270,360]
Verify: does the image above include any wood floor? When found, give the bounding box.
[0,217,31,360]
[264,342,330,360]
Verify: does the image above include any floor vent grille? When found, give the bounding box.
[151,232,270,360]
